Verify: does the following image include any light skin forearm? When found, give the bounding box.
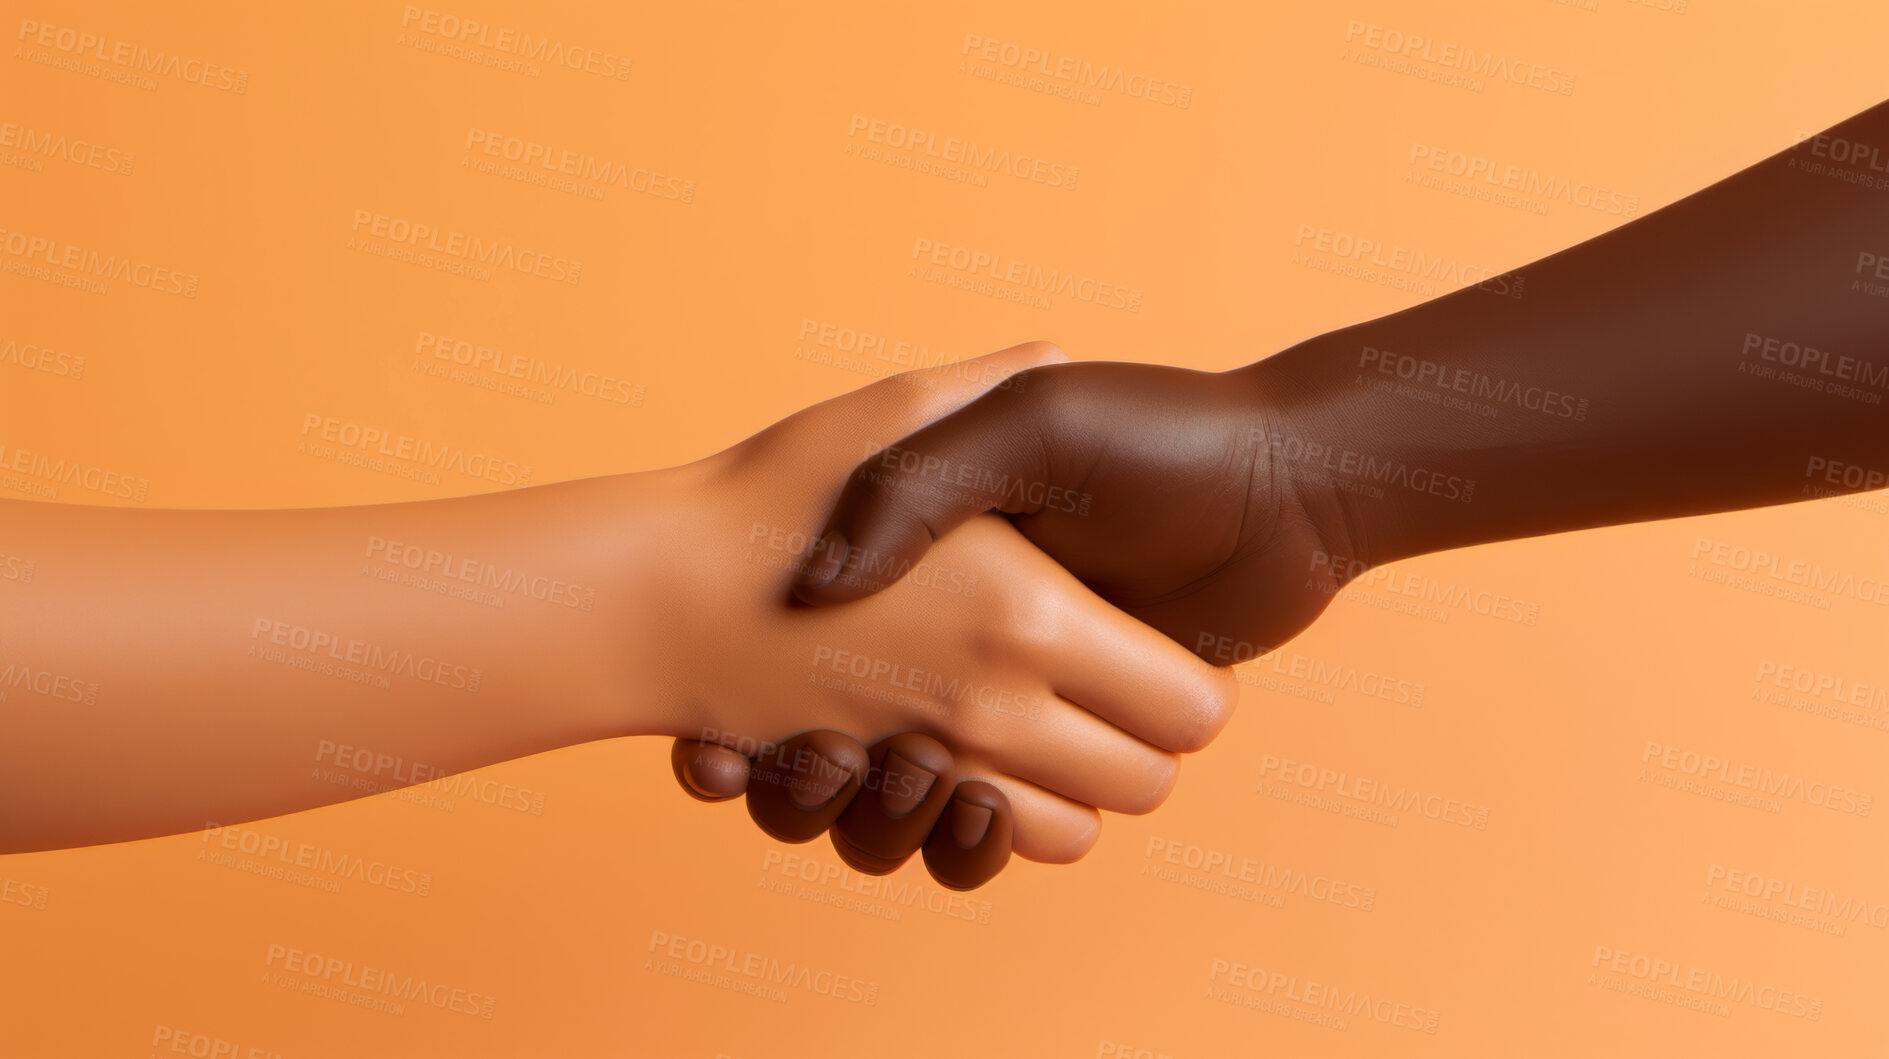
[1252,100,1889,568]
[0,469,692,853]
[3,344,1201,867]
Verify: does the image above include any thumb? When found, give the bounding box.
[791,361,1075,605]
[720,341,1067,491]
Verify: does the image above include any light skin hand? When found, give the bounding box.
[641,344,1237,863]
[0,346,1233,866]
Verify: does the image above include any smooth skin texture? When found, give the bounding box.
[675,98,1889,852]
[715,729,1012,890]
[673,727,1017,888]
[0,345,1235,868]
[783,100,1889,658]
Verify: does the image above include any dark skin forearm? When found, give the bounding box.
[709,101,1889,841]
[1254,99,1889,568]
[793,99,1889,662]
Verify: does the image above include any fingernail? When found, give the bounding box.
[794,529,848,589]
[681,764,738,801]
[878,751,936,818]
[950,799,993,848]
[788,751,849,810]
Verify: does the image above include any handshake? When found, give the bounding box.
[0,338,1369,868]
[653,340,1367,890]
[13,102,1885,872]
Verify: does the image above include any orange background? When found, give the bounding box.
[5,1,1888,1055]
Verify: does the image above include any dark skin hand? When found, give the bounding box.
[793,99,1889,658]
[673,730,1013,891]
[788,360,1347,662]
[678,99,1889,874]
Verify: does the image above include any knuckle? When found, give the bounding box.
[972,584,1065,669]
[1002,362,1079,418]
[849,456,902,501]
[1165,668,1242,753]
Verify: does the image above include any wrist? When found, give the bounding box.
[564,464,707,741]
[1240,334,1415,576]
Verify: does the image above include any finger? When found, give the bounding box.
[830,733,958,876]
[670,739,751,802]
[922,781,1014,891]
[950,761,1100,864]
[792,361,1078,604]
[960,692,1181,816]
[745,730,869,843]
[1040,581,1243,753]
